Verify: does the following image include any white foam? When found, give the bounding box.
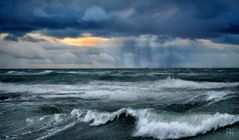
[71,108,239,140]
[70,108,146,126]
[56,71,89,74]
[25,114,64,126]
[0,82,83,94]
[4,70,53,75]
[134,112,239,139]
[35,121,78,140]
[206,91,232,101]
[6,71,15,74]
[24,113,79,140]
[149,77,239,89]
[0,78,238,101]
[77,79,238,101]
[80,108,137,126]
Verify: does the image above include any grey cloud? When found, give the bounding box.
[0,34,239,68]
[110,35,239,68]
[0,42,46,59]
[82,6,109,22]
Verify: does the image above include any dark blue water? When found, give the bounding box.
[0,69,239,140]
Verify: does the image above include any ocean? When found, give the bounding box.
[0,68,239,140]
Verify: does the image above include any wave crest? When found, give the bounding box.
[4,70,53,75]
[149,77,238,89]
[71,108,239,139]
[0,78,238,102]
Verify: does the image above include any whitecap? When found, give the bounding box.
[149,77,239,89]
[133,112,239,139]
[3,70,53,75]
[70,108,239,139]
[0,78,238,102]
[206,91,233,101]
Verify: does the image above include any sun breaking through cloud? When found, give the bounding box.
[0,0,239,68]
[56,36,110,47]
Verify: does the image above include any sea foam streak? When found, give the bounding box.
[22,114,79,140]
[0,78,238,102]
[71,108,239,140]
[149,77,239,89]
[1,77,237,93]
[4,70,53,75]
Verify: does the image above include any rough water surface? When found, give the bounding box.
[0,68,239,140]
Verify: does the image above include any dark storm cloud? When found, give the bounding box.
[0,0,239,40]
[211,34,239,45]
[221,25,239,34]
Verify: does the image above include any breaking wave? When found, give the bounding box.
[1,78,238,92]
[71,108,239,139]
[148,77,239,89]
[0,77,238,102]
[10,108,239,140]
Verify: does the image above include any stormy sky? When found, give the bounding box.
[0,0,239,68]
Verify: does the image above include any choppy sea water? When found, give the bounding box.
[0,68,239,140]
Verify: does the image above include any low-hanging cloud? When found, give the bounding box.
[0,0,238,68]
[0,34,238,68]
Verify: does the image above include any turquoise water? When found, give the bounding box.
[0,69,239,140]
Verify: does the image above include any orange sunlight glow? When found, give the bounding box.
[56,36,110,47]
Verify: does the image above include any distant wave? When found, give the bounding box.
[0,82,83,95]
[3,70,53,75]
[2,70,110,76]
[70,108,239,139]
[148,77,239,89]
[1,70,238,84]
[0,78,238,102]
